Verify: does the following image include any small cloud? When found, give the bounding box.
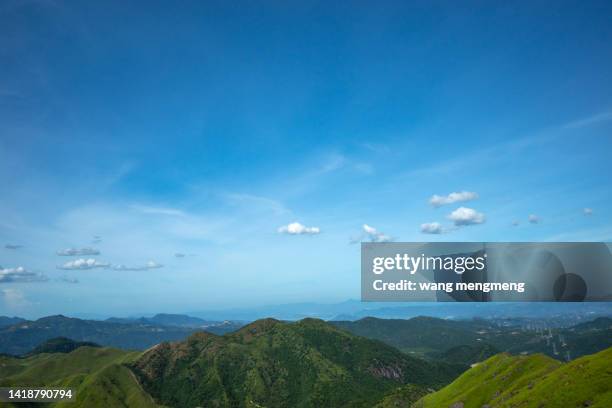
[58,258,110,270]
[448,207,486,226]
[512,220,520,226]
[56,247,100,256]
[174,253,186,258]
[528,214,540,224]
[92,235,102,244]
[362,224,393,242]
[429,191,478,208]
[420,222,443,234]
[0,266,47,283]
[4,244,23,250]
[278,222,321,235]
[584,208,593,216]
[113,261,164,271]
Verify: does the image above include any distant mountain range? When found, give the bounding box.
[184,300,612,323]
[333,316,612,362]
[0,314,243,355]
[1,312,610,362]
[105,312,240,328]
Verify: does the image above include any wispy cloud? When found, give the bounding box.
[58,258,110,270]
[225,193,289,215]
[0,288,29,310]
[528,214,540,224]
[130,204,186,217]
[584,208,593,216]
[0,266,47,283]
[58,276,79,284]
[562,111,612,129]
[4,244,23,250]
[113,261,163,271]
[429,191,478,207]
[56,247,100,256]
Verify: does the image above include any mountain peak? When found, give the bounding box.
[234,317,281,339]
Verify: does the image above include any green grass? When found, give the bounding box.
[0,346,161,408]
[417,347,612,408]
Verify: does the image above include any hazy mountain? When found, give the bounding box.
[0,315,198,355]
[106,313,244,331]
[0,316,26,328]
[187,300,612,325]
[332,316,612,362]
[416,347,612,407]
[332,316,495,353]
[130,318,465,407]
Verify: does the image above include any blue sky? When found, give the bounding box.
[1,1,612,318]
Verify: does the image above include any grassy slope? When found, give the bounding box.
[417,347,612,408]
[0,346,161,408]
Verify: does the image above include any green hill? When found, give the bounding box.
[416,347,612,408]
[26,337,100,356]
[0,346,160,407]
[431,343,499,365]
[130,318,464,407]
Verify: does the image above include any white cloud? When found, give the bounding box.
[174,253,186,258]
[420,222,443,234]
[429,191,478,207]
[528,214,540,224]
[448,207,486,226]
[0,266,47,283]
[278,222,320,235]
[362,224,392,242]
[58,258,110,270]
[4,244,22,249]
[56,247,100,256]
[512,220,520,226]
[113,261,164,271]
[584,208,593,216]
